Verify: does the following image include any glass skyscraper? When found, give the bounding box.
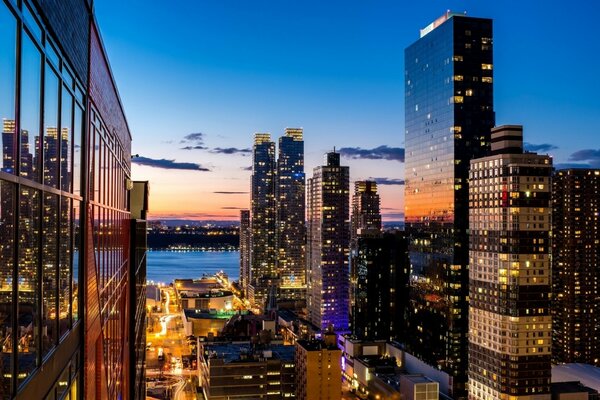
[250,133,277,308]
[276,128,306,297]
[307,152,350,332]
[404,12,495,397]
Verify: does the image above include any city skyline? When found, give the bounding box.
[93,1,600,221]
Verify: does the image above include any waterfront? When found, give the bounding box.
[147,250,239,284]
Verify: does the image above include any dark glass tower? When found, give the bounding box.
[351,232,409,341]
[552,169,600,366]
[307,152,350,332]
[250,133,277,309]
[276,128,306,297]
[350,180,381,246]
[468,126,552,399]
[404,12,494,397]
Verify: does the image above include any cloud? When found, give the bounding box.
[132,156,210,171]
[182,132,205,144]
[381,212,404,219]
[181,145,208,150]
[221,206,246,210]
[241,166,252,171]
[213,191,248,195]
[569,149,600,162]
[524,142,558,153]
[370,177,405,185]
[381,207,402,211]
[211,147,252,155]
[339,145,405,162]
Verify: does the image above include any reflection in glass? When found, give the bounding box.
[72,200,79,323]
[73,106,82,197]
[42,193,58,356]
[43,64,59,188]
[0,7,16,175]
[0,180,14,399]
[20,34,42,182]
[18,187,40,384]
[61,86,73,192]
[59,197,71,338]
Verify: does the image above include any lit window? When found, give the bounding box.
[482,64,493,70]
[482,77,493,83]
[452,96,464,104]
[466,89,473,96]
[453,75,464,81]
[453,55,463,62]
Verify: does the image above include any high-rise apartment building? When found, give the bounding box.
[295,331,342,400]
[351,232,409,341]
[239,210,251,298]
[350,180,381,245]
[250,133,277,309]
[276,128,306,298]
[404,12,495,396]
[307,151,350,332]
[469,126,552,399]
[0,1,145,398]
[552,168,600,366]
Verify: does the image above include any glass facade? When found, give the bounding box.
[250,133,277,308]
[404,14,494,397]
[0,1,84,396]
[276,128,305,292]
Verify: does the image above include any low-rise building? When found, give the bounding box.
[198,342,296,399]
[179,289,234,311]
[182,309,248,337]
[295,331,342,400]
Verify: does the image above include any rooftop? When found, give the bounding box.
[183,309,248,320]
[180,290,233,299]
[553,364,600,393]
[296,339,339,352]
[204,342,295,364]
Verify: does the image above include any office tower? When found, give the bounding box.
[404,12,495,396]
[469,126,552,399]
[250,133,277,309]
[552,169,600,366]
[351,180,381,245]
[276,128,306,298]
[351,232,409,341]
[0,1,146,398]
[239,209,251,298]
[307,151,350,332]
[295,331,342,400]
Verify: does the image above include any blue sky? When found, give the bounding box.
[94,0,600,220]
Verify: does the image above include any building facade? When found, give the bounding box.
[0,0,144,398]
[239,209,251,298]
[468,126,552,399]
[250,133,277,309]
[276,128,306,298]
[307,152,350,332]
[552,169,600,366]
[295,333,342,400]
[350,180,381,246]
[351,232,409,341]
[404,12,495,397]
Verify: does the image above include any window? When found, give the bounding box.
[482,63,493,70]
[482,77,493,83]
[0,6,16,174]
[20,33,42,182]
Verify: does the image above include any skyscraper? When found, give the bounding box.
[276,128,306,298]
[250,133,277,309]
[469,126,552,399]
[552,168,600,366]
[307,151,350,332]
[0,1,146,398]
[351,232,409,341]
[404,12,494,396]
[239,209,251,298]
[350,180,381,245]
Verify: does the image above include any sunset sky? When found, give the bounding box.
[94,0,600,221]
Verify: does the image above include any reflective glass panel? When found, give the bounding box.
[18,186,40,384]
[72,200,79,323]
[59,197,71,338]
[42,193,58,356]
[72,106,82,197]
[43,64,59,188]
[60,86,72,192]
[20,34,41,182]
[0,7,16,175]
[0,180,14,399]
